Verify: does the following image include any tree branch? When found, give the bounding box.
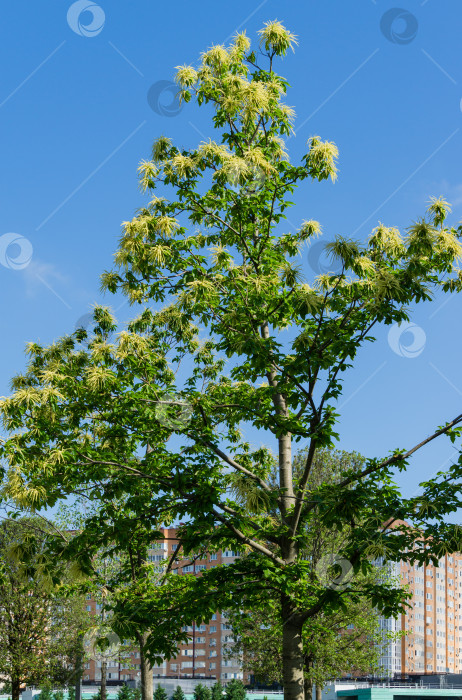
[211,508,285,566]
[198,440,273,494]
[338,413,462,489]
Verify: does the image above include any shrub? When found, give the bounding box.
[194,685,211,700]
[171,687,186,700]
[153,685,168,700]
[39,684,54,700]
[117,687,132,700]
[225,680,246,700]
[211,683,224,700]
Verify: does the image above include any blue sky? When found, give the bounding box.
[1,1,462,508]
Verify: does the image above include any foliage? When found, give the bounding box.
[2,20,462,700]
[0,518,87,700]
[39,685,54,700]
[211,682,224,700]
[54,498,156,700]
[117,686,133,700]
[226,587,395,686]
[193,685,211,700]
[171,687,186,700]
[224,449,403,686]
[154,686,168,700]
[1,681,12,696]
[54,691,65,700]
[67,687,76,700]
[224,681,246,700]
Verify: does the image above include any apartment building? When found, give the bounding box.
[379,552,462,677]
[83,527,243,684]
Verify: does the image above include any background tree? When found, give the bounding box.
[0,518,87,700]
[225,594,397,695]
[193,684,211,700]
[2,21,462,700]
[172,687,186,700]
[224,681,246,700]
[153,685,168,700]
[38,685,54,700]
[117,686,133,700]
[211,682,223,700]
[55,500,157,700]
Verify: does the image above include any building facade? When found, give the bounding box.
[378,552,462,677]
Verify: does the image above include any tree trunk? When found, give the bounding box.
[282,601,304,700]
[11,677,21,700]
[139,632,153,700]
[101,659,107,700]
[278,422,302,700]
[75,640,83,700]
[315,685,322,700]
[304,677,313,700]
[278,430,294,521]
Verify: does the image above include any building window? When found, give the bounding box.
[148,554,166,562]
